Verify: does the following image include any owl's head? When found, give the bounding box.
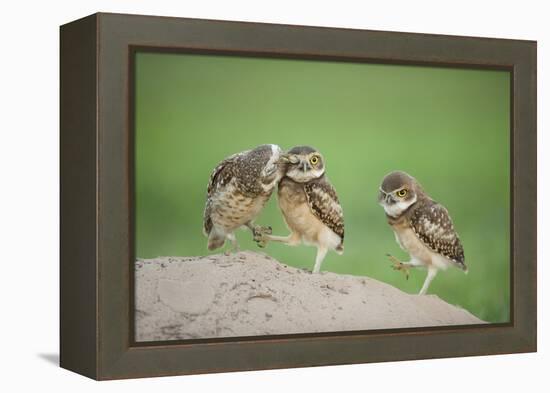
[280,145,325,183]
[378,171,423,217]
[256,144,287,191]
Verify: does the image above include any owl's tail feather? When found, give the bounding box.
[456,260,468,274]
[335,243,344,255]
[207,230,226,251]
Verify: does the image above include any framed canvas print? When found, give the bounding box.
[60,12,536,380]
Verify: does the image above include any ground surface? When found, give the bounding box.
[135,251,484,341]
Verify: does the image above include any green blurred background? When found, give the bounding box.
[135,52,510,323]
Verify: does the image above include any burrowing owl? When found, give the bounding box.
[203,144,286,252]
[378,171,467,295]
[255,146,344,273]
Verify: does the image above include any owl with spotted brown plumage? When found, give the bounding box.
[203,144,286,252]
[378,171,467,295]
[254,146,344,273]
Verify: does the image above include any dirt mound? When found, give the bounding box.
[135,251,484,341]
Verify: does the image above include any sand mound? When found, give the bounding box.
[135,251,483,341]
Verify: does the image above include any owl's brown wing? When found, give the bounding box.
[410,201,467,270]
[304,177,345,243]
[206,153,241,197]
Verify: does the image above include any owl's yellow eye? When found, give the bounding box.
[396,189,408,197]
[310,155,319,165]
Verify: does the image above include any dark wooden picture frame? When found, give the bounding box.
[60,12,536,380]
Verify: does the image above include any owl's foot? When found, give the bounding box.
[253,226,272,248]
[387,254,410,280]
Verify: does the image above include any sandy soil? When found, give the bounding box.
[135,251,484,341]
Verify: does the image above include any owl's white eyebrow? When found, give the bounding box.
[379,187,403,195]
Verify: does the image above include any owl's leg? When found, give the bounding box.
[224,233,239,256]
[312,246,328,273]
[254,232,300,248]
[386,254,415,280]
[419,267,438,295]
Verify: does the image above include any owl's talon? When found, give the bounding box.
[255,238,268,248]
[253,226,272,248]
[252,230,262,242]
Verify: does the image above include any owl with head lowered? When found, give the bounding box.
[203,144,286,252]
